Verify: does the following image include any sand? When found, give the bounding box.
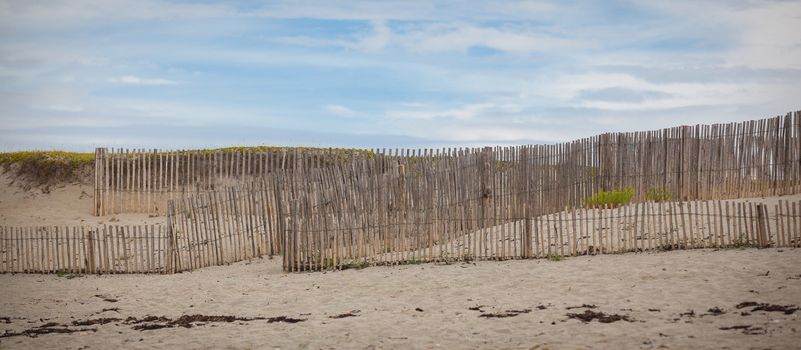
[1,248,800,349]
[0,173,165,227]
[2,173,801,348]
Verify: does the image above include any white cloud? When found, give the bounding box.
[3,0,801,150]
[34,104,85,112]
[354,20,392,52]
[0,0,561,25]
[108,75,178,86]
[324,104,356,117]
[0,0,235,23]
[273,21,582,55]
[724,1,801,70]
[396,23,583,54]
[386,103,494,120]
[641,1,801,70]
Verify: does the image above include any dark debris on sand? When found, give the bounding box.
[0,313,306,337]
[719,325,767,335]
[679,310,696,317]
[566,310,634,323]
[267,316,306,324]
[566,304,597,310]
[329,310,360,319]
[736,302,799,315]
[479,309,532,318]
[468,305,486,312]
[130,314,275,330]
[1,327,97,338]
[72,318,121,326]
[704,307,725,316]
[93,294,118,303]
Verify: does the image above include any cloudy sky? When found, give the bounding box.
[1,0,800,151]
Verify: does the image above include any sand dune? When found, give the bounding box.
[0,173,165,227]
[1,248,800,349]
[2,174,801,349]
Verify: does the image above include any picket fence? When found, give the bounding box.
[284,199,801,271]
[2,198,799,274]
[5,111,801,274]
[94,111,801,216]
[0,225,171,274]
[273,149,801,271]
[166,180,283,272]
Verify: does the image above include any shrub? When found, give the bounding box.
[646,188,672,202]
[546,253,563,262]
[0,151,94,186]
[582,187,634,208]
[341,261,369,270]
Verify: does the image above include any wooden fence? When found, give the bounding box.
[0,180,283,274]
[3,198,799,274]
[94,111,801,216]
[0,225,171,274]
[284,197,801,272]
[276,145,801,271]
[93,147,371,215]
[6,111,801,274]
[166,180,283,273]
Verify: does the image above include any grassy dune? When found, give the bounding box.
[0,146,373,186]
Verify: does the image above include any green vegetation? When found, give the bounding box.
[546,253,563,262]
[657,242,688,251]
[494,160,515,172]
[0,151,95,185]
[0,151,94,167]
[208,146,374,158]
[406,257,425,265]
[55,269,82,279]
[728,237,750,249]
[582,187,635,208]
[646,188,672,202]
[340,261,370,270]
[0,146,372,187]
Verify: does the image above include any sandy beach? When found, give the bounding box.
[2,248,800,349]
[3,1,801,348]
[0,174,165,227]
[2,174,801,348]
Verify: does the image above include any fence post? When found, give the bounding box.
[756,204,769,248]
[166,200,175,274]
[480,147,492,231]
[762,204,772,247]
[94,148,104,216]
[87,228,95,273]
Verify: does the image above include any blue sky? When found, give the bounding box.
[1,0,800,151]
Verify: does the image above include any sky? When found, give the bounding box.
[1,0,800,151]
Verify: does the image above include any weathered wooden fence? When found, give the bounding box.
[0,225,171,274]
[1,180,284,274]
[93,147,371,215]
[94,111,801,216]
[7,111,801,274]
[166,180,283,272]
[3,198,799,274]
[277,145,801,271]
[283,197,801,271]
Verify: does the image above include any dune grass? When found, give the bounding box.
[0,151,95,166]
[0,151,95,185]
[645,188,672,202]
[0,146,373,186]
[582,187,635,208]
